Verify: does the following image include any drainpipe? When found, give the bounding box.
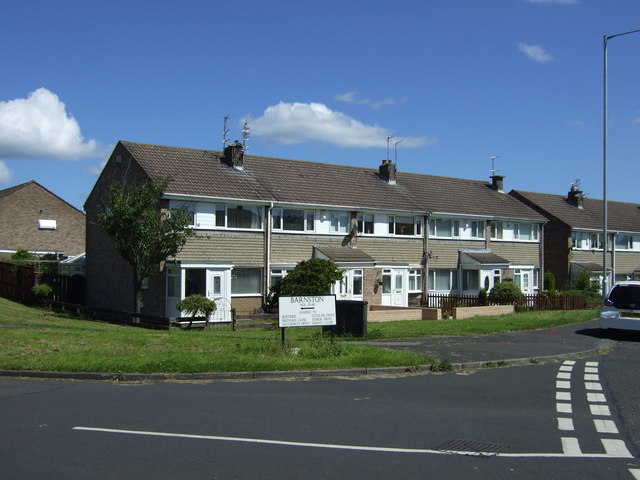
[540,221,546,292]
[264,203,273,306]
[422,214,429,305]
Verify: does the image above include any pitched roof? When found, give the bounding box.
[460,251,510,265]
[0,180,85,214]
[117,141,544,220]
[0,180,35,199]
[512,190,640,232]
[314,246,376,263]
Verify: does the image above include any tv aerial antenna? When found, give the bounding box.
[242,120,250,150]
[490,155,501,176]
[222,114,231,149]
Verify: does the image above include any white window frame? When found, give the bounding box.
[408,269,422,292]
[357,213,375,235]
[272,208,315,232]
[389,215,422,237]
[329,211,350,234]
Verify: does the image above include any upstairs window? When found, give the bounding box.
[490,221,504,240]
[357,213,374,235]
[389,215,422,236]
[572,231,602,250]
[272,208,315,232]
[429,218,460,238]
[172,202,196,226]
[470,220,485,239]
[330,212,350,234]
[513,223,539,241]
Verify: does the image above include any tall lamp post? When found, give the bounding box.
[603,29,640,297]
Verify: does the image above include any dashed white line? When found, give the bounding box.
[593,419,619,434]
[556,391,571,401]
[601,439,631,457]
[557,403,573,414]
[585,367,599,374]
[557,417,575,431]
[584,374,600,381]
[589,404,611,417]
[585,382,603,391]
[557,372,572,379]
[556,380,571,389]
[629,468,640,480]
[587,393,606,403]
[561,437,582,455]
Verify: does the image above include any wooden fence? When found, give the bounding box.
[427,293,587,317]
[0,261,86,305]
[0,262,37,304]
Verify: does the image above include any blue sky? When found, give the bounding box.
[1,0,639,210]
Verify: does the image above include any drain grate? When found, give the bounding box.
[434,439,510,456]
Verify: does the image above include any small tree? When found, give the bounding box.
[544,271,557,293]
[176,294,217,328]
[97,177,195,313]
[488,280,525,305]
[270,258,344,300]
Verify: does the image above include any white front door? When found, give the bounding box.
[166,266,232,322]
[207,269,231,323]
[333,269,364,301]
[381,269,407,306]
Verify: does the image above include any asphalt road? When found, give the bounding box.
[1,353,638,479]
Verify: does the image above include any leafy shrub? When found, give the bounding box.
[488,280,525,305]
[175,294,216,317]
[544,271,557,292]
[478,288,488,306]
[31,283,53,299]
[270,258,343,298]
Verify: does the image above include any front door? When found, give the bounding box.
[166,267,231,322]
[333,269,364,301]
[381,269,407,306]
[207,269,231,323]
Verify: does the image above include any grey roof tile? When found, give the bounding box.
[512,190,640,232]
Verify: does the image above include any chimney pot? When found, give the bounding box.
[222,141,244,170]
[490,175,505,193]
[379,160,397,184]
[567,185,584,209]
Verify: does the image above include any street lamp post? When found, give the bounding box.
[602,29,640,297]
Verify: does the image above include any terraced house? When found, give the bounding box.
[511,186,640,290]
[84,141,545,320]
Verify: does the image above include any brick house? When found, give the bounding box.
[511,186,640,290]
[0,180,85,260]
[84,141,544,318]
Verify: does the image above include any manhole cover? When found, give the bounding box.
[434,439,510,456]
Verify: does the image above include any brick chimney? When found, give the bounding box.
[490,175,505,193]
[379,159,397,184]
[222,141,244,170]
[567,184,584,209]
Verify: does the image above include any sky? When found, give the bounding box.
[1,0,640,210]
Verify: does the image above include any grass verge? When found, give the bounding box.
[0,297,597,374]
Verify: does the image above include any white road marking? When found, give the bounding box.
[602,439,631,457]
[585,382,603,391]
[559,365,574,372]
[557,403,573,414]
[556,380,571,389]
[584,367,599,374]
[557,417,574,431]
[556,391,571,401]
[72,426,633,458]
[585,361,598,367]
[629,468,640,480]
[584,374,600,381]
[589,404,611,416]
[557,372,572,379]
[594,419,619,434]
[561,437,582,455]
[586,393,606,403]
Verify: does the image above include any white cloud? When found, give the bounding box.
[248,102,435,148]
[518,43,554,63]
[0,161,13,184]
[334,91,407,110]
[525,0,578,4]
[0,88,103,160]
[83,159,107,176]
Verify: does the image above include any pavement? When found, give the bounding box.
[361,319,611,368]
[0,320,611,382]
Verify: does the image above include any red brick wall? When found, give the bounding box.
[0,182,85,256]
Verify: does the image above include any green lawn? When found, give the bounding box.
[0,297,597,374]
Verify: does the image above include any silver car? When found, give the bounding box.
[600,281,640,332]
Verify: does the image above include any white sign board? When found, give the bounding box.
[278,295,337,328]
